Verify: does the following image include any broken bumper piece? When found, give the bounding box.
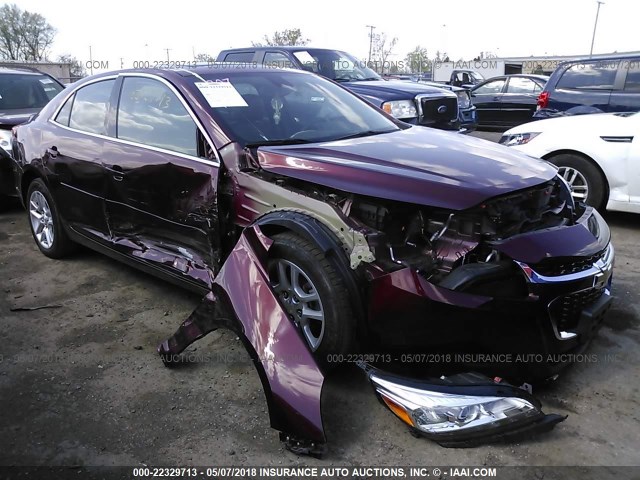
[366,367,566,448]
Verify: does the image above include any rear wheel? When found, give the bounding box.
[268,232,355,365]
[27,179,75,258]
[548,153,606,209]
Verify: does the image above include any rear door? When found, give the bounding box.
[102,74,221,290]
[471,78,507,126]
[500,77,545,126]
[608,59,640,112]
[42,78,115,240]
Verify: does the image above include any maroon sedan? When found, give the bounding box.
[10,65,613,454]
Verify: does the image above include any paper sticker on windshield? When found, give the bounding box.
[194,81,248,108]
[293,51,316,66]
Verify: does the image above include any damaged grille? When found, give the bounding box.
[420,97,457,124]
[550,287,605,330]
[533,249,606,276]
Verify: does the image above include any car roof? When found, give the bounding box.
[221,46,341,53]
[0,66,48,76]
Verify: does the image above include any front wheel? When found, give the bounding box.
[548,153,606,209]
[27,179,75,258]
[268,232,355,365]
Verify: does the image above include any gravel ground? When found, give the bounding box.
[1,173,639,475]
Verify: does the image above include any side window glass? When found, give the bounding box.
[474,79,505,95]
[557,61,619,89]
[117,77,198,157]
[224,52,254,63]
[263,52,293,69]
[54,93,74,126]
[624,61,640,92]
[506,77,537,94]
[69,79,115,135]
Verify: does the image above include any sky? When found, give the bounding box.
[9,0,640,72]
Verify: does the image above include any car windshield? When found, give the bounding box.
[196,70,401,147]
[291,49,381,82]
[0,73,63,110]
[469,71,484,82]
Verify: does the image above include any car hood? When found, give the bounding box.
[257,127,557,210]
[506,112,639,136]
[0,109,39,127]
[345,79,456,99]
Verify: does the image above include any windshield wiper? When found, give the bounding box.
[244,139,312,148]
[333,129,397,141]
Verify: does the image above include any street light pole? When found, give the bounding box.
[88,45,93,75]
[366,25,376,64]
[590,1,604,57]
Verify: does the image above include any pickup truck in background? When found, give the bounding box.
[216,47,477,133]
[433,60,524,87]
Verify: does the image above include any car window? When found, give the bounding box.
[624,62,640,92]
[556,61,619,89]
[54,93,74,126]
[292,49,380,81]
[474,79,506,95]
[0,73,64,110]
[68,79,115,135]
[506,77,539,94]
[263,52,293,69]
[223,52,255,63]
[117,77,198,157]
[196,70,399,147]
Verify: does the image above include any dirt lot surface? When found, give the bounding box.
[1,183,639,475]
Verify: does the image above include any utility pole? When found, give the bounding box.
[164,48,171,63]
[88,45,93,75]
[366,25,376,64]
[590,1,604,57]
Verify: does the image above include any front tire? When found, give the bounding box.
[548,153,606,209]
[268,232,355,365]
[27,178,74,258]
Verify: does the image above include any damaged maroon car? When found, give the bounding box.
[11,65,613,454]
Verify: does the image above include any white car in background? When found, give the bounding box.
[500,112,640,214]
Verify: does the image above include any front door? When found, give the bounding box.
[103,75,220,290]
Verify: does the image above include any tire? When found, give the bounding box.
[268,232,355,366]
[548,153,606,209]
[26,178,75,258]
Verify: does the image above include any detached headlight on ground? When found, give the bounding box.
[367,369,566,447]
[382,100,418,119]
[499,132,540,146]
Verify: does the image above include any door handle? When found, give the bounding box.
[47,146,58,158]
[106,164,124,181]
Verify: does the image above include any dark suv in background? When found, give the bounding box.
[217,47,477,132]
[534,54,640,118]
[0,67,64,198]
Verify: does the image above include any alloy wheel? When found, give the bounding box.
[29,190,55,249]
[559,166,589,202]
[271,259,325,351]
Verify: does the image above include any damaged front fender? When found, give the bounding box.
[159,225,565,456]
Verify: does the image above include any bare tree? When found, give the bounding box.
[404,46,430,73]
[0,4,24,60]
[20,10,55,61]
[253,28,310,47]
[369,32,397,74]
[0,4,55,61]
[194,53,214,63]
[57,54,85,81]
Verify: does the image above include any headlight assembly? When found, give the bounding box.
[499,132,540,146]
[456,90,471,109]
[382,100,418,119]
[367,368,565,447]
[0,129,12,157]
